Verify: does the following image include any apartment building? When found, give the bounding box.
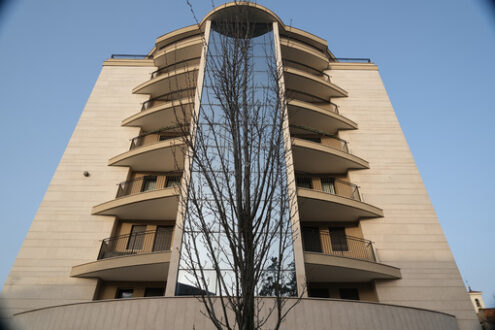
[1,2,480,329]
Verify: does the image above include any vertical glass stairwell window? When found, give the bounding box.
[321,177,335,194]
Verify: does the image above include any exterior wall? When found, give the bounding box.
[13,297,459,330]
[328,64,480,330]
[0,61,155,319]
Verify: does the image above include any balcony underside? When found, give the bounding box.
[121,98,194,131]
[133,66,199,96]
[304,252,401,282]
[284,67,347,101]
[292,138,368,174]
[108,138,185,172]
[71,251,170,281]
[280,37,329,72]
[297,188,383,222]
[288,99,357,135]
[92,187,179,220]
[154,37,202,68]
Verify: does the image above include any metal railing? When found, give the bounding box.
[302,229,375,262]
[151,57,202,79]
[334,58,372,63]
[129,132,183,150]
[292,131,349,154]
[111,54,152,59]
[97,228,173,260]
[296,175,361,201]
[141,88,196,111]
[116,175,159,198]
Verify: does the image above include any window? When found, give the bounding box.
[141,175,157,192]
[144,287,165,297]
[127,225,147,250]
[339,288,359,300]
[300,136,321,143]
[302,227,322,252]
[115,288,133,299]
[321,177,335,194]
[159,135,171,141]
[296,176,312,189]
[475,299,481,307]
[330,227,348,252]
[165,176,181,188]
[153,226,173,252]
[308,287,330,298]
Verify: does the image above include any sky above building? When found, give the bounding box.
[0,0,494,306]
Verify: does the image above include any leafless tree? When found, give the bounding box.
[168,3,302,330]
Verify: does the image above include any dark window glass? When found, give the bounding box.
[296,176,312,189]
[475,299,481,307]
[153,226,173,251]
[144,287,165,297]
[159,135,171,141]
[165,176,181,188]
[330,227,348,251]
[141,176,157,192]
[115,288,133,299]
[302,227,322,252]
[339,288,359,300]
[127,225,146,250]
[321,177,335,194]
[308,288,330,298]
[300,136,321,143]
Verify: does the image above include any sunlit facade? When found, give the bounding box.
[1,3,480,329]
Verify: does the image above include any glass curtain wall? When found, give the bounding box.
[175,17,296,297]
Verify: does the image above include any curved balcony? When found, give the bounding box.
[92,176,180,220]
[292,137,368,174]
[302,229,400,282]
[280,37,329,73]
[108,137,186,172]
[154,35,203,68]
[296,176,383,222]
[284,67,347,101]
[288,99,357,135]
[133,65,199,96]
[121,97,194,131]
[71,229,173,281]
[14,297,458,330]
[155,25,201,53]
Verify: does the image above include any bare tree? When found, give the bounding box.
[169,3,302,330]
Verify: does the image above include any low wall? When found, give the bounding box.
[13,297,459,330]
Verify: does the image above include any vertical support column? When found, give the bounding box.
[165,20,211,297]
[272,22,307,297]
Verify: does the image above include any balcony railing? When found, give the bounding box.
[116,175,181,198]
[150,57,201,79]
[302,229,375,262]
[333,58,371,63]
[129,132,184,150]
[292,131,349,154]
[141,88,196,111]
[296,175,361,201]
[111,54,152,59]
[97,228,173,260]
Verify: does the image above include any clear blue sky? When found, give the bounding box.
[1,0,494,305]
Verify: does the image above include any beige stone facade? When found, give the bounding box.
[0,2,480,329]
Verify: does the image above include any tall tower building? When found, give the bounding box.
[1,3,480,329]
